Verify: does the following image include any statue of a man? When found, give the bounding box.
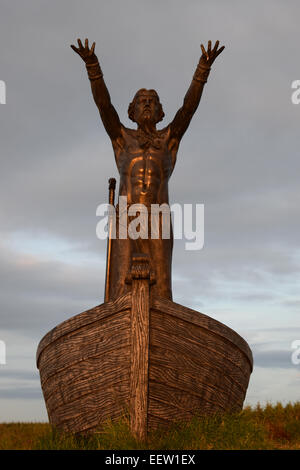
[71,38,224,301]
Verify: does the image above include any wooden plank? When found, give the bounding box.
[149,344,246,401]
[50,383,129,433]
[44,347,130,412]
[150,311,252,382]
[127,254,152,441]
[152,297,253,370]
[148,413,172,430]
[39,309,130,384]
[149,364,244,411]
[37,293,131,366]
[149,380,212,414]
[150,327,250,392]
[37,296,132,433]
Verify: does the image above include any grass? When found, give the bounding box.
[1,402,300,450]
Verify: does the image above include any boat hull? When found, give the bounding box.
[37,292,253,434]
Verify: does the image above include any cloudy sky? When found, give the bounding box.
[0,0,299,422]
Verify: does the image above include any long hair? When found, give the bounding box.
[128,88,165,124]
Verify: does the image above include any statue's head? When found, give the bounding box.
[128,89,165,125]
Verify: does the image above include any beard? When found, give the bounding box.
[137,110,156,126]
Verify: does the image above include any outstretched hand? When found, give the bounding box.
[70,38,98,64]
[200,40,225,67]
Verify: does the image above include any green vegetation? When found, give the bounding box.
[1,402,300,450]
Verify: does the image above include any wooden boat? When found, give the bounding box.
[37,254,253,439]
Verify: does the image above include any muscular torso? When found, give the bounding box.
[112,125,179,206]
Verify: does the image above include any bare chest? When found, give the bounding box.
[114,128,176,177]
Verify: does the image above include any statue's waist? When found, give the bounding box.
[115,202,171,214]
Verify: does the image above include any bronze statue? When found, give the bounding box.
[71,39,224,301]
[37,41,253,438]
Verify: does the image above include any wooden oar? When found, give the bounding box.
[104,177,116,302]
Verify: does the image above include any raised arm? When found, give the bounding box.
[71,38,122,141]
[170,41,225,141]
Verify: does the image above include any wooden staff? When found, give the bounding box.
[104,177,116,303]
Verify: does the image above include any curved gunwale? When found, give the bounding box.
[36,293,131,367]
[152,297,253,370]
[37,293,252,372]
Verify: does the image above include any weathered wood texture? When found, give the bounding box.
[126,254,151,441]
[148,301,252,428]
[37,282,253,435]
[37,294,132,433]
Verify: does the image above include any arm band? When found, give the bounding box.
[86,61,103,82]
[193,63,211,84]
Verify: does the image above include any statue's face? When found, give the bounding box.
[133,92,160,125]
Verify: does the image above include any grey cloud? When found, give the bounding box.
[252,349,296,370]
[0,387,43,400]
[0,370,39,381]
[0,239,106,333]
